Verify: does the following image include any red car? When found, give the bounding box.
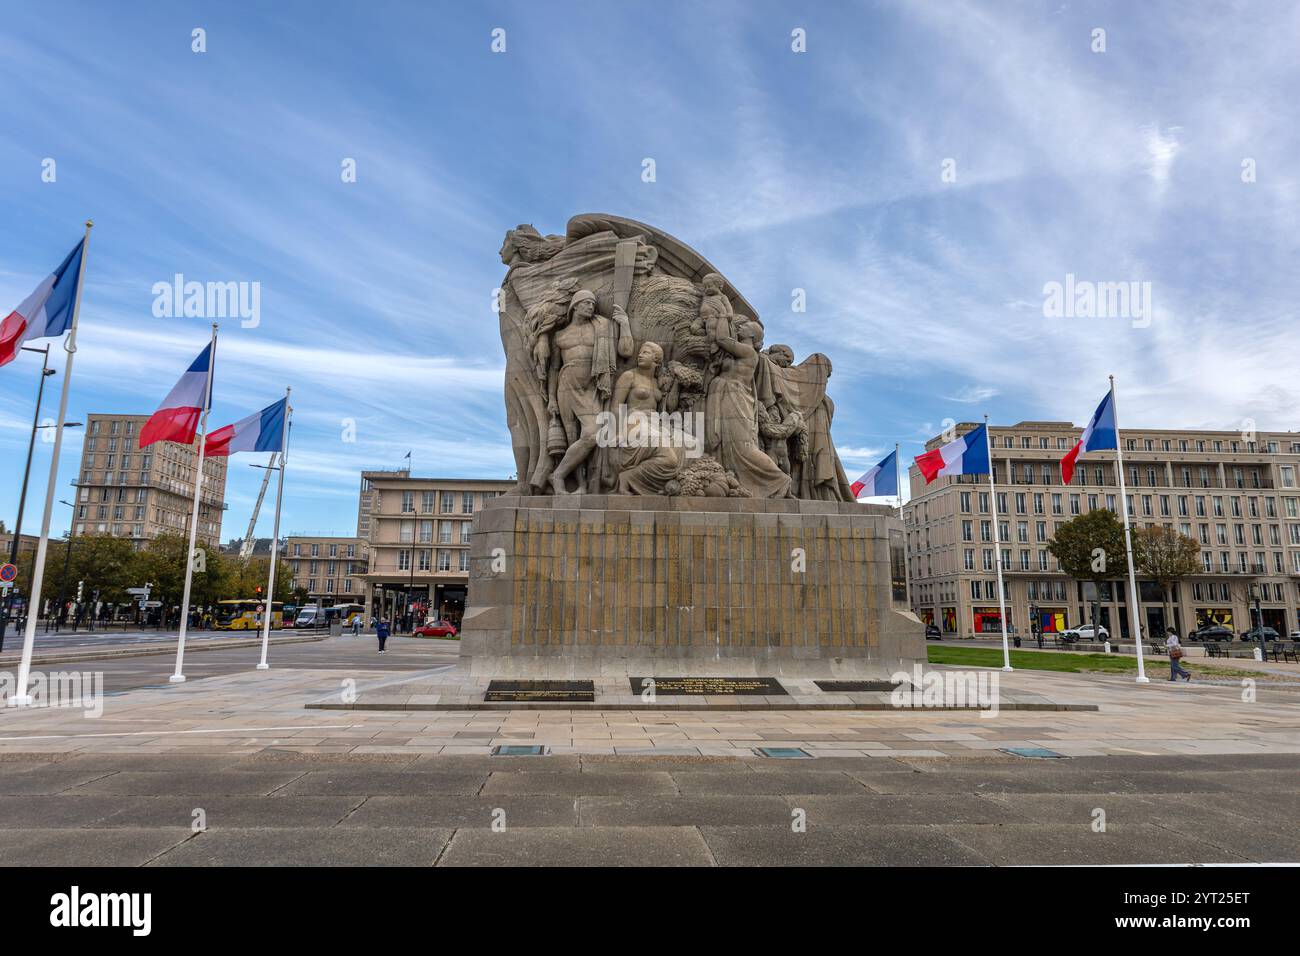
[414,620,458,638]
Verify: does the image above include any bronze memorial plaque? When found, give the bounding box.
[814,680,907,693]
[485,680,596,702]
[629,677,787,696]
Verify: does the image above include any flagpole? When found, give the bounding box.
[170,322,218,684]
[984,416,1012,672]
[11,221,93,707]
[1110,375,1149,683]
[896,443,912,614]
[256,389,291,670]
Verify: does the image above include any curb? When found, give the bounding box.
[0,633,329,667]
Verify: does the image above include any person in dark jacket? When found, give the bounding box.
[376,618,390,654]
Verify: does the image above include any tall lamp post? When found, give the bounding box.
[51,500,76,633]
[0,347,55,652]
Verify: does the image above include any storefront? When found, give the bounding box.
[941,606,957,634]
[1196,607,1234,630]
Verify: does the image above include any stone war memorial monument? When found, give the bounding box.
[455,213,925,692]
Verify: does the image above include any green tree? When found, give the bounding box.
[1047,509,1129,631]
[1133,525,1200,634]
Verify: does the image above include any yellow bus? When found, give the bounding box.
[215,599,286,631]
[329,603,366,628]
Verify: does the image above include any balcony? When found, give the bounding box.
[72,476,227,510]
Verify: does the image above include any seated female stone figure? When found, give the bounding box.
[610,341,682,495]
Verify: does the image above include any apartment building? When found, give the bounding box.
[904,421,1300,640]
[353,471,513,624]
[283,536,368,605]
[71,414,227,550]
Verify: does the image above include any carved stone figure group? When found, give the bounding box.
[497,215,855,501]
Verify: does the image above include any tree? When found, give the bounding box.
[1133,525,1200,635]
[1047,509,1129,631]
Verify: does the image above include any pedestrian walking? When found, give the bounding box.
[1166,627,1192,682]
[376,617,390,654]
[351,616,362,637]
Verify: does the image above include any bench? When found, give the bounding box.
[1266,642,1298,664]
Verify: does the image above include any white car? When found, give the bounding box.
[1061,623,1109,642]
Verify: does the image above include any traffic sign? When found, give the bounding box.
[142,601,162,609]
[0,563,17,584]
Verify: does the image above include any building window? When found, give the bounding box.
[437,550,451,571]
[440,492,454,514]
[397,550,411,571]
[401,491,414,513]
[462,492,474,513]
[421,491,435,513]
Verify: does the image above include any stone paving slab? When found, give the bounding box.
[933,823,1255,865]
[699,824,987,866]
[148,827,453,866]
[339,795,580,829]
[0,827,194,866]
[437,826,714,867]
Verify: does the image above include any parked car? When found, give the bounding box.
[1290,630,1300,640]
[925,623,942,641]
[1060,623,1108,643]
[1238,627,1279,642]
[1189,624,1234,642]
[414,620,458,638]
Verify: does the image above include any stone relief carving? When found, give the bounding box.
[498,214,854,500]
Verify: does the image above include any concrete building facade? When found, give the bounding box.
[354,471,513,625]
[72,413,227,550]
[903,421,1300,641]
[283,536,368,606]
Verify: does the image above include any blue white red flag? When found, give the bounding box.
[205,397,287,458]
[851,450,898,498]
[1060,391,1117,484]
[0,239,86,367]
[914,423,990,485]
[139,344,213,448]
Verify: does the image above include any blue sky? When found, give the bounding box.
[2,0,1298,540]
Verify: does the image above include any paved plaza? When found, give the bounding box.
[1,636,1297,865]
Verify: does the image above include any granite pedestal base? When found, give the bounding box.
[456,494,924,679]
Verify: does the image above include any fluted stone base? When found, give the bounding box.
[456,495,924,679]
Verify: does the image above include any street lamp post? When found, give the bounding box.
[0,347,56,652]
[51,501,75,633]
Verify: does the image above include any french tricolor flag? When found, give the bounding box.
[205,397,287,458]
[1060,390,1117,484]
[914,423,990,485]
[851,450,898,498]
[139,343,214,448]
[0,239,86,368]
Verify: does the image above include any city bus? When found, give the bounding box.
[214,599,286,631]
[329,603,365,629]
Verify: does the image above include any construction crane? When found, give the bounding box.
[239,453,280,559]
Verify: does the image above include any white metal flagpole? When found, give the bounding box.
[984,416,1013,672]
[11,220,93,707]
[256,389,291,670]
[1110,375,1149,683]
[170,322,218,684]
[896,443,912,613]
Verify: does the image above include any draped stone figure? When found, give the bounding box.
[703,320,791,499]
